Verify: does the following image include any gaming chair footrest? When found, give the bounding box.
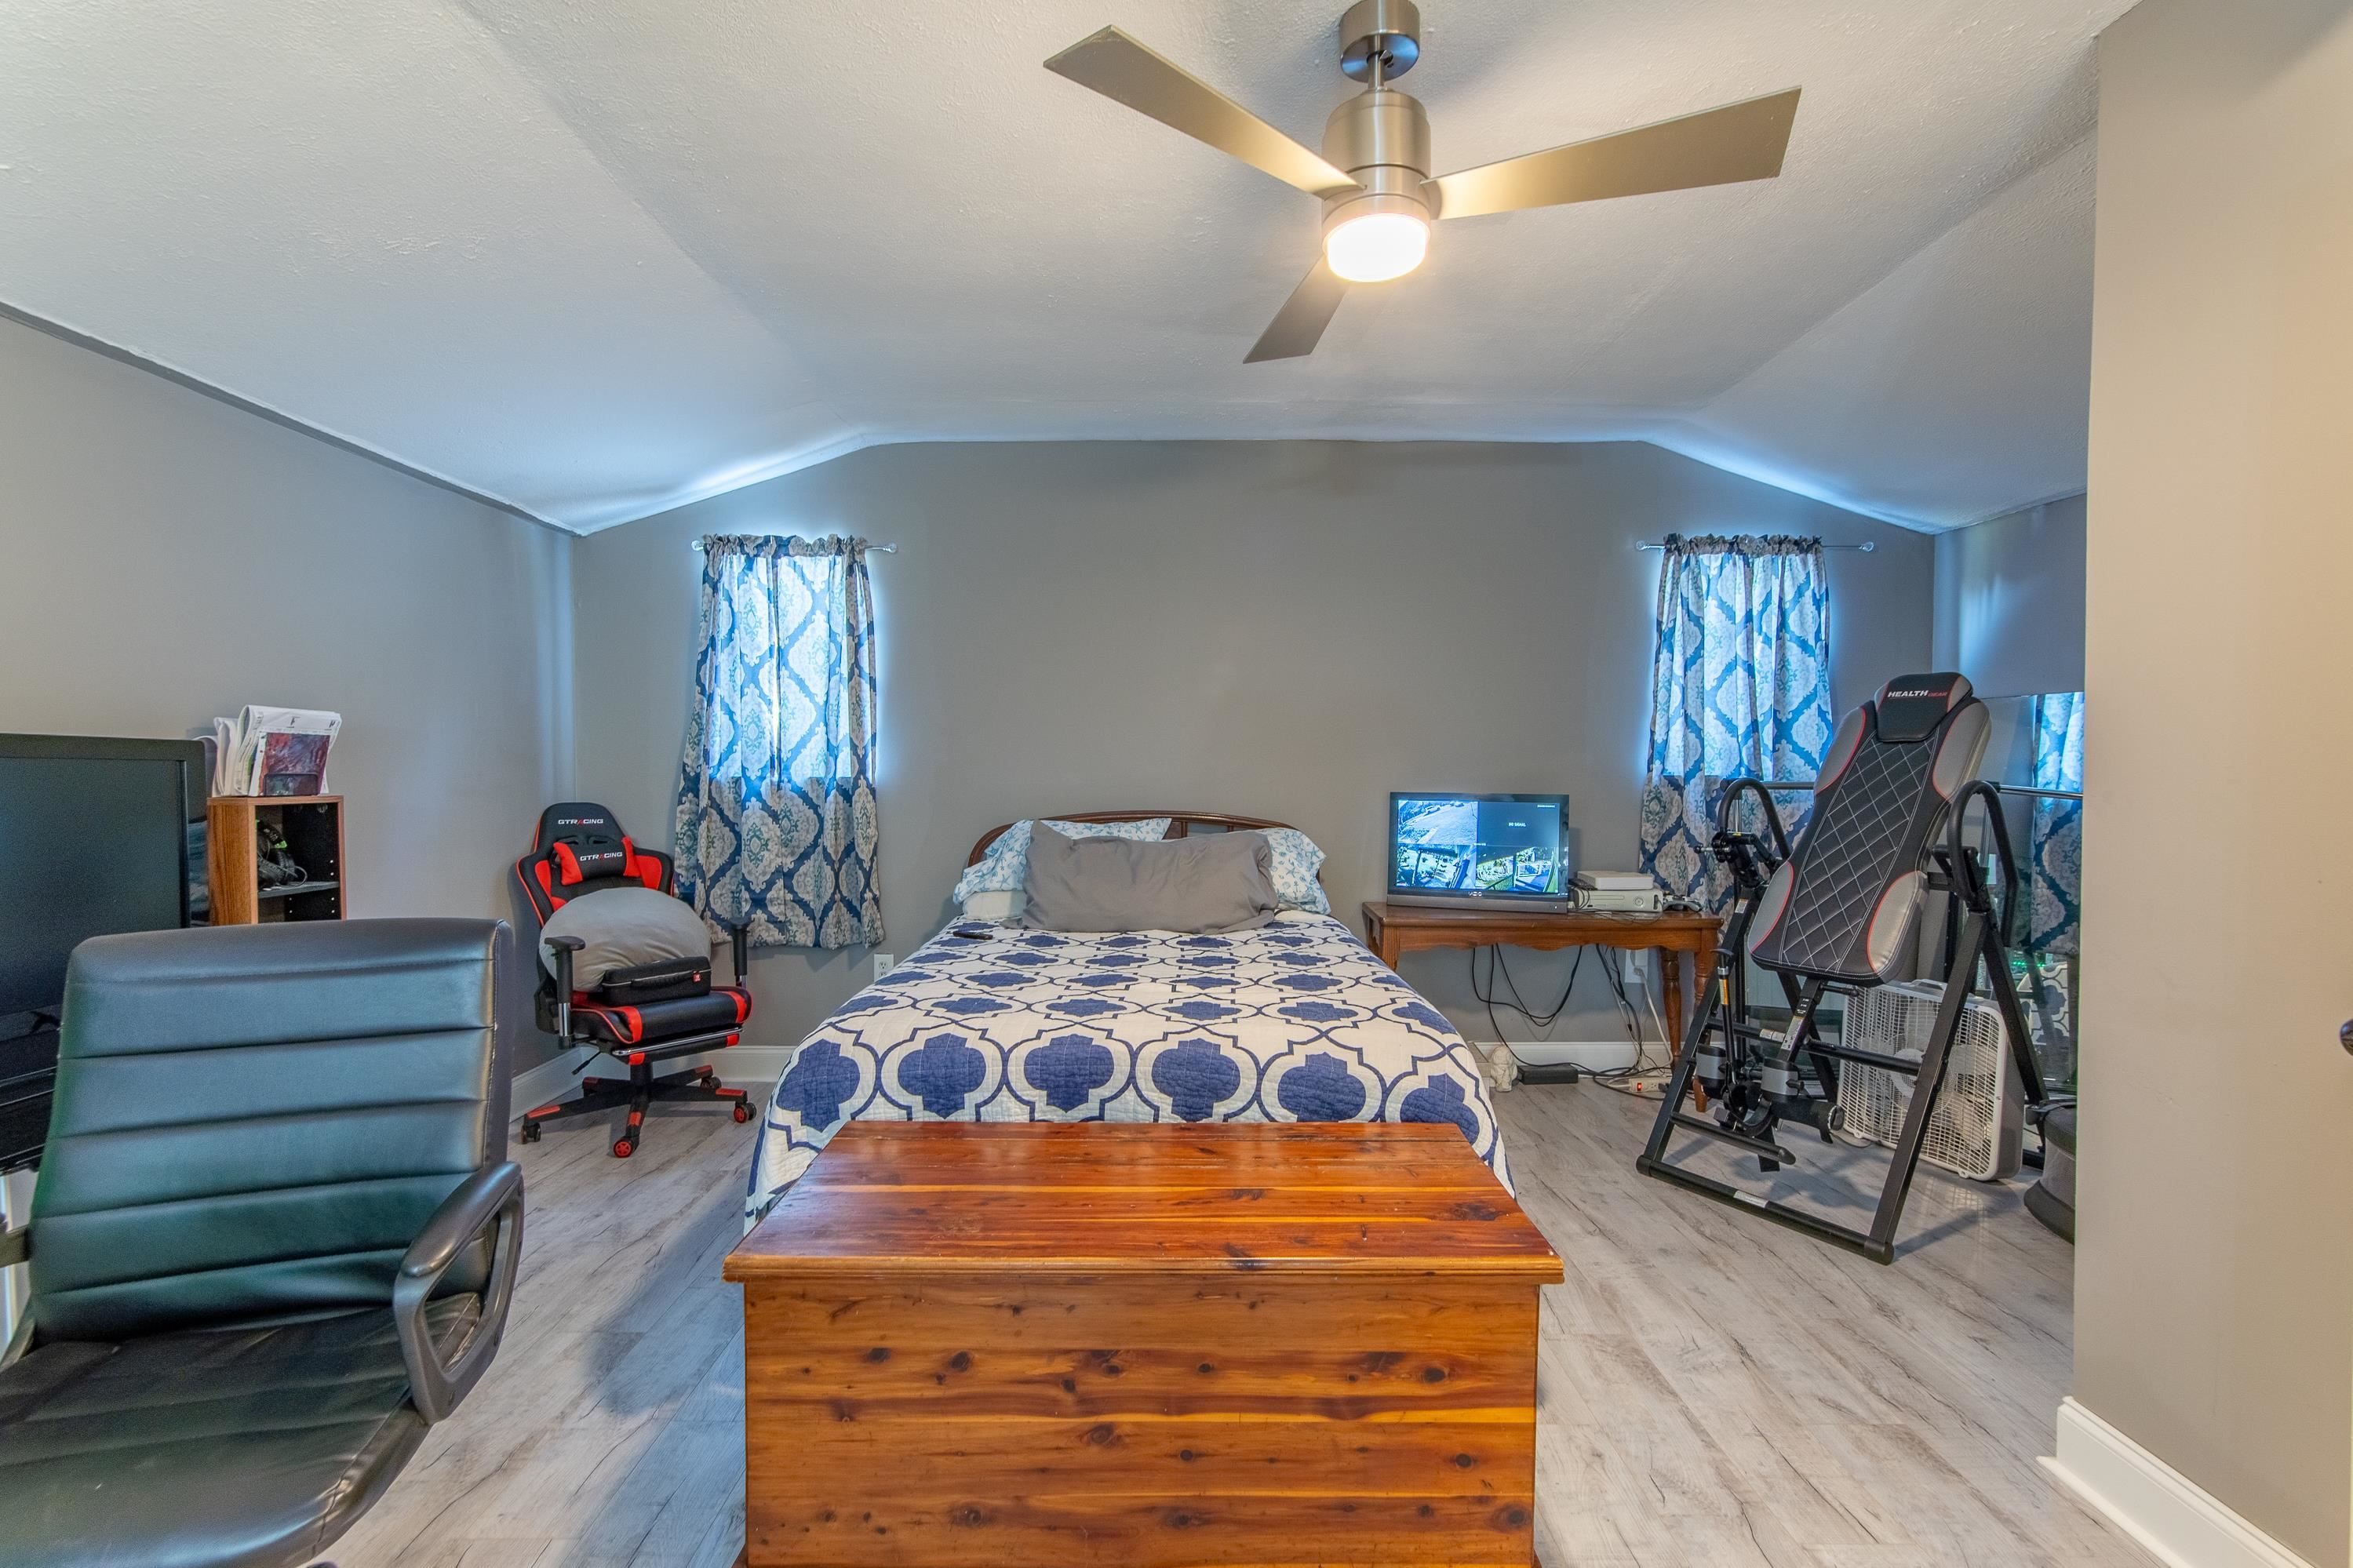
[574,1028,744,1065]
[563,986,751,1047]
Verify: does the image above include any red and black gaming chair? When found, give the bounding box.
[513,802,757,1158]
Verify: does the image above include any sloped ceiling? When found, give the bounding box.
[0,2,2128,532]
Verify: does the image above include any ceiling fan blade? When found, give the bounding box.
[1046,27,1361,198]
[1430,87,1801,221]
[1245,257,1350,362]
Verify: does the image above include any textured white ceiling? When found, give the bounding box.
[0,1,2129,532]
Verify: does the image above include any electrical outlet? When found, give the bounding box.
[1622,949,1645,985]
[872,952,895,981]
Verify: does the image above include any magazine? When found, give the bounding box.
[210,706,341,796]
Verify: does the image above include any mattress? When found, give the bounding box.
[745,911,1510,1221]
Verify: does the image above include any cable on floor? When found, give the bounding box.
[1469,943,1668,1094]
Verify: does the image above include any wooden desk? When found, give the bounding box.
[724,1122,1563,1568]
[1361,900,1721,1073]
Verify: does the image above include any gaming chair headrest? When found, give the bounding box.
[534,802,643,886]
[518,802,671,924]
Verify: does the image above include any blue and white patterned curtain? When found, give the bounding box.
[1637,534,1834,907]
[2027,691,2084,955]
[674,535,882,949]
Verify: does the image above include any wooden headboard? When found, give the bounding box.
[966,811,1301,868]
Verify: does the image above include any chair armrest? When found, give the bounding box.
[0,1224,24,1269]
[544,935,585,1039]
[729,925,751,991]
[394,1161,524,1424]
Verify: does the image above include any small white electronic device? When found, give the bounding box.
[1573,886,1664,913]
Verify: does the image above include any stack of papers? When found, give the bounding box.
[210,706,341,796]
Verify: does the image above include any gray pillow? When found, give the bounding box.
[1022,824,1280,933]
[539,885,712,983]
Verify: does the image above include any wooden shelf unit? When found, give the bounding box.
[207,795,345,925]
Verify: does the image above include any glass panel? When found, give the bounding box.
[1975,693,2082,1094]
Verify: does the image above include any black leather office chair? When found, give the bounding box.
[0,919,523,1568]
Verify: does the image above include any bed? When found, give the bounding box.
[745,812,1510,1223]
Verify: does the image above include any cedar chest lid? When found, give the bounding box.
[726,1122,1562,1283]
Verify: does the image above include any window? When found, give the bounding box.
[672,536,881,949]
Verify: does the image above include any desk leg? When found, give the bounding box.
[1372,924,1403,970]
[1660,949,1683,1077]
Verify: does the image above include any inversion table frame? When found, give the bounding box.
[1637,755,2052,1266]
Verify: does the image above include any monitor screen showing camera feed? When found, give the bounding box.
[1389,793,1568,900]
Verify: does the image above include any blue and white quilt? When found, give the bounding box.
[746,911,1509,1221]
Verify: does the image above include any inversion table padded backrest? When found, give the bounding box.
[1747,673,1990,984]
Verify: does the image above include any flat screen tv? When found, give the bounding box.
[1386,792,1572,911]
[0,733,208,1170]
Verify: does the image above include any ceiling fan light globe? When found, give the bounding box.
[1324,211,1429,282]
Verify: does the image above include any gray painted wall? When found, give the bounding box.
[2079,3,2353,1562]
[573,440,1934,1054]
[0,313,574,1065]
[1931,493,2087,698]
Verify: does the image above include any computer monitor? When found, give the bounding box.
[0,733,207,1171]
[1386,792,1572,911]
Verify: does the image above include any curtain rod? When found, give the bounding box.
[1636,539,1874,553]
[690,539,897,553]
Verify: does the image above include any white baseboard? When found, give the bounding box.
[2042,1397,2314,1568]
[1466,1039,1650,1093]
[508,1044,596,1116]
[508,1043,789,1122]
[1481,1039,1644,1072]
[708,1046,792,1087]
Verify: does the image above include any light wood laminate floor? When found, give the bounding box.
[330,1085,2148,1568]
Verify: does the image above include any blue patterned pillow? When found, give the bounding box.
[953,818,1173,906]
[1255,828,1331,914]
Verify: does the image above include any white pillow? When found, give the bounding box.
[539,886,712,984]
[960,890,1025,923]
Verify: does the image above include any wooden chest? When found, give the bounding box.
[723,1122,1562,1567]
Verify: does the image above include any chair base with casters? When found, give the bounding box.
[514,802,762,1159]
[519,969,757,1158]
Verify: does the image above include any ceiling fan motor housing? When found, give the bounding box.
[1321,86,1433,239]
[1339,0,1421,81]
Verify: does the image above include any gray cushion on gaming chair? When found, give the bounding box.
[0,919,516,1568]
[537,883,712,984]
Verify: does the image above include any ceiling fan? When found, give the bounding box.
[1045,0,1800,362]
